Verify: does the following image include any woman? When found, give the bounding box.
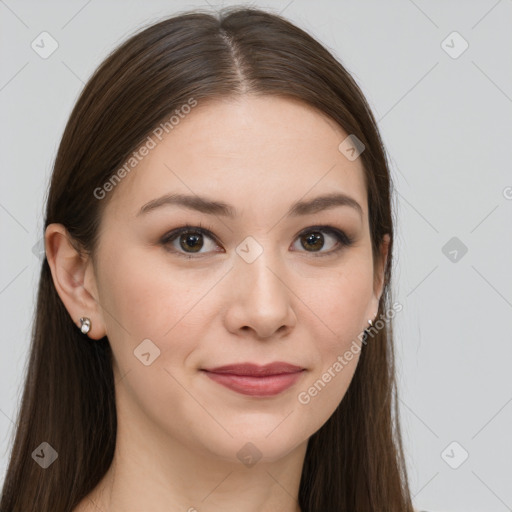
[1,6,423,511]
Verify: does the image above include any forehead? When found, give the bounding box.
[104,95,368,221]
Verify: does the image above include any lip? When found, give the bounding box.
[201,362,305,397]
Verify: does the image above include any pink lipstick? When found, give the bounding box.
[201,362,305,397]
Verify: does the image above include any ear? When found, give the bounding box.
[45,223,107,340]
[367,233,390,322]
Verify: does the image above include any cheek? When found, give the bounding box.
[294,348,361,439]
[294,265,371,414]
[304,263,373,345]
[95,245,228,402]
[296,297,365,430]
[97,245,215,342]
[94,250,214,428]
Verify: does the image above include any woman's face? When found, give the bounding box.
[86,95,387,463]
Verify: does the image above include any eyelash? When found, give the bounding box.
[160,223,354,259]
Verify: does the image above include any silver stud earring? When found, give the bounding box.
[79,317,91,334]
[362,318,375,343]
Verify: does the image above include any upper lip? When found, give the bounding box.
[202,362,304,376]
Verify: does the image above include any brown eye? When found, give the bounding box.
[291,226,353,257]
[161,224,353,259]
[300,231,325,251]
[161,225,220,258]
[179,232,204,253]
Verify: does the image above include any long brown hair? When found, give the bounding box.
[1,7,413,511]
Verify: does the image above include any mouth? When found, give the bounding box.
[200,362,306,397]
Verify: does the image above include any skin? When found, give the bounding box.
[46,95,389,512]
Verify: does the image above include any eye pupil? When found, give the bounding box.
[180,233,203,252]
[302,232,324,251]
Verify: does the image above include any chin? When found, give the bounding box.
[192,418,309,466]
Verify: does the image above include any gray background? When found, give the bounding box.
[1,1,511,511]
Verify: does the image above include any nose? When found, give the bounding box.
[223,247,297,340]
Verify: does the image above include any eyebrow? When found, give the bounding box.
[137,191,363,219]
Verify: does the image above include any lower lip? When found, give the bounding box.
[202,370,304,397]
